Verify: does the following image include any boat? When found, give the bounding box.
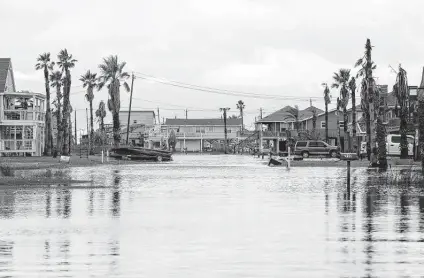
[268,157,284,166]
[110,147,173,162]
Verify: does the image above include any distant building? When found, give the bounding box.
[0,58,46,156]
[119,110,156,127]
[161,118,242,152]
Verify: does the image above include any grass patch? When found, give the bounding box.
[0,164,14,177]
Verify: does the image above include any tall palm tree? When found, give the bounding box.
[393,65,410,159]
[349,77,357,152]
[98,55,130,147]
[332,69,351,152]
[336,97,341,150]
[50,70,63,149]
[236,100,245,134]
[322,84,331,143]
[95,100,107,132]
[57,49,77,155]
[35,53,54,155]
[80,70,98,154]
[355,38,377,160]
[376,85,387,168]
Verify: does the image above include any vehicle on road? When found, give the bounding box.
[294,140,339,158]
[386,134,414,157]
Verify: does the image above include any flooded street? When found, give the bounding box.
[1,155,424,277]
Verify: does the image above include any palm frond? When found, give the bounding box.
[354,57,363,68]
[123,82,130,92]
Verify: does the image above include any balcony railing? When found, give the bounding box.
[2,110,45,122]
[0,139,34,151]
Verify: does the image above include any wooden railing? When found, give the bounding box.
[2,110,45,121]
[0,139,34,151]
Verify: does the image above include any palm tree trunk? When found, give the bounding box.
[343,107,348,152]
[337,112,341,151]
[61,71,71,155]
[400,108,409,158]
[366,110,371,160]
[89,101,94,155]
[43,67,52,156]
[325,104,328,143]
[112,111,121,147]
[377,93,387,168]
[352,91,357,154]
[56,88,62,151]
[241,109,244,134]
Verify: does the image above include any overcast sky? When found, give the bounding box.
[2,0,424,131]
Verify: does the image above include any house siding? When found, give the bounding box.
[119,111,155,126]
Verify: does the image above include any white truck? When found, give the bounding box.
[360,134,415,157]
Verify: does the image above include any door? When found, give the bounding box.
[388,135,401,156]
[308,141,319,155]
[407,136,414,156]
[315,141,328,154]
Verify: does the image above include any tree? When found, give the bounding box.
[57,49,77,155]
[376,85,387,169]
[355,39,377,160]
[80,70,98,154]
[168,129,177,152]
[35,53,54,155]
[336,97,341,150]
[50,70,63,149]
[95,100,107,132]
[236,100,245,133]
[322,84,331,143]
[332,69,351,152]
[349,77,357,152]
[283,105,300,134]
[219,108,230,154]
[393,65,410,159]
[98,55,130,147]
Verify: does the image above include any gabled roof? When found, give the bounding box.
[165,118,242,126]
[257,105,323,123]
[0,58,15,92]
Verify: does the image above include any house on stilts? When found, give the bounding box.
[0,58,46,156]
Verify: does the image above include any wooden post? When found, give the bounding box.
[287,146,291,169]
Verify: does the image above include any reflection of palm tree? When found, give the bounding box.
[418,197,424,235]
[397,193,409,234]
[363,178,377,276]
[45,191,51,218]
[111,170,121,217]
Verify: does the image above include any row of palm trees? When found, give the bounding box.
[322,38,412,168]
[37,50,130,156]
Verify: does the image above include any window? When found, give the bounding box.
[316,141,326,147]
[309,141,319,147]
[296,141,307,147]
[133,120,137,124]
[391,136,401,143]
[321,121,326,128]
[338,121,344,128]
[196,127,201,133]
[208,127,214,132]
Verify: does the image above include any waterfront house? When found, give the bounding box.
[119,110,156,126]
[162,118,242,152]
[0,58,46,156]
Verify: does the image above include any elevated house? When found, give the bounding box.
[0,58,46,156]
[162,118,242,152]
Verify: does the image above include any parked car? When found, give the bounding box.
[294,140,339,158]
[386,134,414,156]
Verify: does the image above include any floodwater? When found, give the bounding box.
[0,155,424,277]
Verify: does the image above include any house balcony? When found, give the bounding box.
[0,139,35,153]
[1,109,45,123]
[175,132,238,140]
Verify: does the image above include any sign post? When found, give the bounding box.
[339,153,359,191]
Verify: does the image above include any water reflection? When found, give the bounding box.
[0,156,424,276]
[111,170,121,217]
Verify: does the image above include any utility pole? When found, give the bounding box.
[157,107,160,125]
[220,107,230,154]
[185,109,188,119]
[74,110,77,145]
[260,108,263,119]
[126,73,135,145]
[162,117,165,125]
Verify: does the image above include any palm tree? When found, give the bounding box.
[332,69,351,152]
[57,49,77,155]
[80,70,98,154]
[322,84,331,143]
[95,100,107,132]
[35,53,54,155]
[355,38,377,160]
[98,55,130,147]
[50,70,63,149]
[236,100,245,134]
[336,97,341,150]
[219,108,230,154]
[349,77,357,152]
[283,105,300,135]
[393,65,410,159]
[376,85,387,168]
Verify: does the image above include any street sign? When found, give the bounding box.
[340,153,359,161]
